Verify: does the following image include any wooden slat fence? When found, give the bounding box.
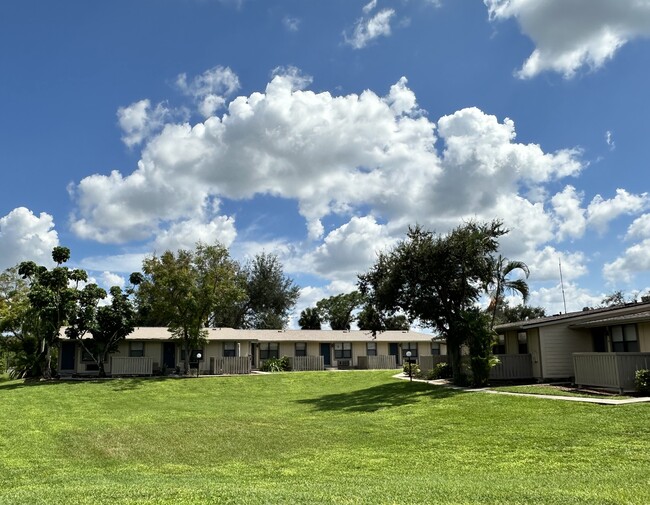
[418,355,448,372]
[110,357,153,376]
[357,355,398,369]
[490,354,533,380]
[573,352,650,393]
[289,356,324,371]
[214,357,251,375]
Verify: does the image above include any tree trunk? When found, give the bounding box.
[98,360,106,378]
[41,341,52,380]
[183,341,191,375]
[448,342,463,384]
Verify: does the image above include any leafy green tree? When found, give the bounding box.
[486,255,530,328]
[298,307,321,329]
[599,290,626,307]
[463,308,496,387]
[316,291,364,330]
[65,285,135,377]
[133,242,244,374]
[214,253,299,329]
[357,303,410,331]
[497,302,546,324]
[359,221,505,382]
[17,247,87,379]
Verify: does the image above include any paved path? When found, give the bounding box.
[394,374,650,405]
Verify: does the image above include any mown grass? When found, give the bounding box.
[1,371,649,504]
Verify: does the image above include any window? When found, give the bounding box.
[334,342,352,359]
[402,342,418,358]
[295,342,307,357]
[260,342,279,360]
[223,342,236,357]
[493,334,506,354]
[517,332,528,354]
[431,342,441,356]
[81,348,94,362]
[611,324,639,352]
[367,342,377,356]
[129,341,144,358]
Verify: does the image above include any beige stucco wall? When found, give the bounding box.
[539,325,592,379]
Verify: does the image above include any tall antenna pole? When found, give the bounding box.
[559,258,567,314]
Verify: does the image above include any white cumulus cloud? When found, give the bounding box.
[486,0,650,79]
[0,207,59,270]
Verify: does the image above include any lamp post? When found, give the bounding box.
[406,350,412,382]
[196,352,202,378]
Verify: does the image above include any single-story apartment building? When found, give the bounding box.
[494,300,650,392]
[58,327,447,376]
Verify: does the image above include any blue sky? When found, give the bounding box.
[2,0,650,325]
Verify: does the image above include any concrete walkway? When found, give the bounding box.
[394,374,650,405]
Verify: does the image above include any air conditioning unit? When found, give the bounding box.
[337,359,351,369]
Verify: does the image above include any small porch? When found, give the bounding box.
[573,352,650,393]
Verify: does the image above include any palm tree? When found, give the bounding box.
[487,255,530,328]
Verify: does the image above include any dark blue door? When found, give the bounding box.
[163,342,176,368]
[389,343,399,365]
[60,341,76,370]
[320,343,331,366]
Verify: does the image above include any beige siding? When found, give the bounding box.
[527,328,542,379]
[306,342,320,356]
[505,332,518,354]
[639,322,650,352]
[279,342,294,357]
[539,325,592,378]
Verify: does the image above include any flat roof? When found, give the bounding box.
[61,327,438,343]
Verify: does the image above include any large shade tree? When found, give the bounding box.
[316,291,364,330]
[214,253,299,330]
[133,242,244,374]
[359,221,506,382]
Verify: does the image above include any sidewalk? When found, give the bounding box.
[394,373,650,405]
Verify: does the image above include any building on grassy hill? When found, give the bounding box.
[494,300,650,392]
[58,327,447,377]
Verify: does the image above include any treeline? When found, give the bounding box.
[1,220,550,384]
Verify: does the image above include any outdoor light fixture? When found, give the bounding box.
[406,350,413,382]
[196,352,202,378]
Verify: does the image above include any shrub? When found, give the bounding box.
[635,369,650,395]
[402,361,420,377]
[432,362,452,379]
[261,356,291,372]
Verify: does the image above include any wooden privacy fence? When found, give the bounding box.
[490,354,533,380]
[289,356,324,371]
[357,355,398,369]
[418,355,448,372]
[573,352,650,393]
[213,357,251,375]
[110,357,153,376]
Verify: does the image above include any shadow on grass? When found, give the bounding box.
[0,376,177,391]
[295,380,461,413]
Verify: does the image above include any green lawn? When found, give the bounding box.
[1,372,649,504]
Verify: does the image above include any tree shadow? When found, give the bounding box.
[0,376,174,392]
[295,380,462,413]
